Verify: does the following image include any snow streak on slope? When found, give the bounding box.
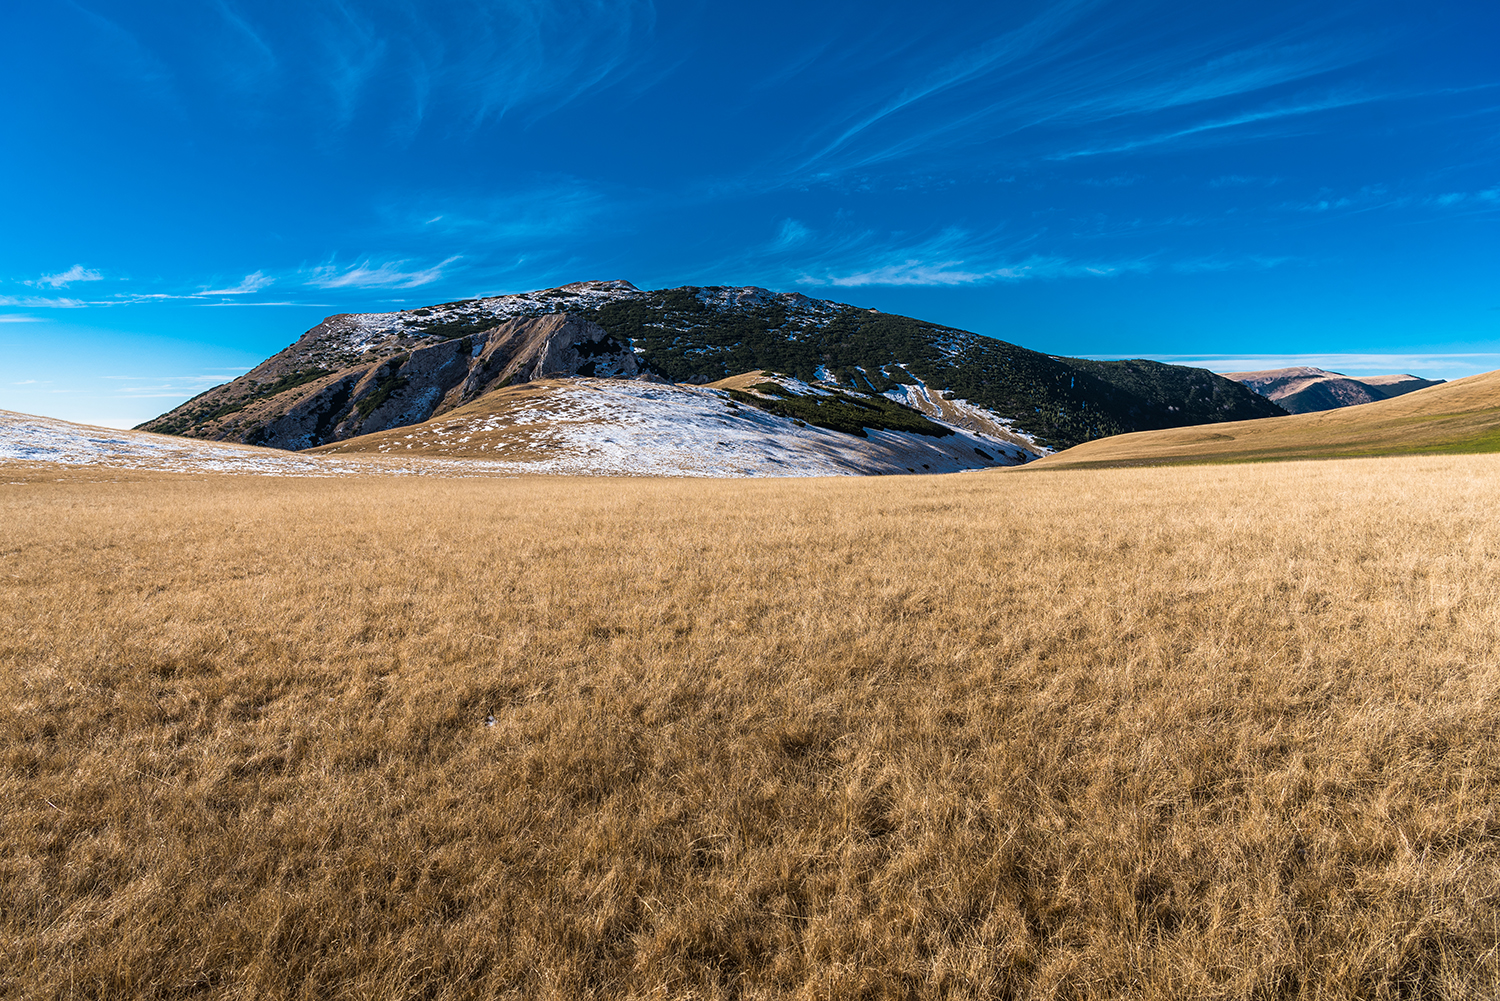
[881,377,1050,455]
[0,410,455,476]
[314,379,1036,476]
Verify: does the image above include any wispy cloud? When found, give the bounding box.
[2,284,318,309]
[707,218,1309,291]
[28,265,103,288]
[3,265,363,309]
[1170,254,1299,273]
[1209,174,1281,187]
[453,0,657,125]
[196,300,335,308]
[70,0,657,146]
[718,222,1152,289]
[231,0,656,137]
[100,374,247,398]
[783,4,1380,178]
[0,315,46,323]
[772,219,812,250]
[402,181,607,240]
[0,295,88,308]
[812,253,1132,287]
[197,271,274,295]
[1046,91,1380,160]
[1271,182,1500,218]
[801,0,1103,170]
[305,256,461,289]
[1424,186,1500,211]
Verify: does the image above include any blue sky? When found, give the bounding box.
[3,0,1498,427]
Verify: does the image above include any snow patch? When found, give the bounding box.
[332,379,1037,476]
[1,391,1033,479]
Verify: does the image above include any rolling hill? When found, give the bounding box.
[1027,368,1500,469]
[139,280,1283,455]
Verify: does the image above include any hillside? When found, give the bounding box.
[139,281,1283,452]
[309,374,1034,476]
[1224,366,1444,413]
[2,368,1033,480]
[1028,368,1500,469]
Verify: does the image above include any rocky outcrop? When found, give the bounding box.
[142,313,638,450]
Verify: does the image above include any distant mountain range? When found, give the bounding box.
[1223,366,1444,414]
[139,281,1284,464]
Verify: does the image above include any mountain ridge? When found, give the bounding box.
[140,280,1285,452]
[1223,366,1444,414]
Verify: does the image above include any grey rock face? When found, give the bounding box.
[144,313,637,450]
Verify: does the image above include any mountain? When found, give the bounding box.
[1223,366,1444,414]
[139,280,1284,454]
[1027,369,1500,469]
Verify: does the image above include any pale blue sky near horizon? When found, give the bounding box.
[3,0,1498,428]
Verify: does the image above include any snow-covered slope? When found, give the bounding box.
[0,409,444,476]
[2,388,1034,478]
[312,377,1037,476]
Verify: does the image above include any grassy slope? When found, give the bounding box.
[308,381,563,459]
[4,460,1500,999]
[1030,368,1500,469]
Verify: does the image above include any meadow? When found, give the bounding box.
[3,456,1499,999]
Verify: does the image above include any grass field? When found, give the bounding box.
[4,457,1500,999]
[1031,368,1500,469]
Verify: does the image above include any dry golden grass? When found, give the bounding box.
[309,381,568,460]
[1031,368,1500,469]
[4,456,1500,999]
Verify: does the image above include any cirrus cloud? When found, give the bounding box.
[304,256,461,289]
[197,271,275,295]
[28,265,103,288]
